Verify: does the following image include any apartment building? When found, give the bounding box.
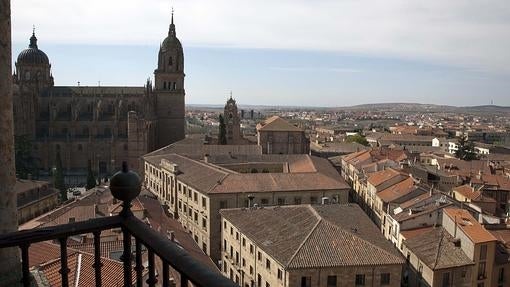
[15,178,59,224]
[220,204,404,287]
[402,208,499,287]
[143,151,349,263]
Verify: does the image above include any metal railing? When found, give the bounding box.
[0,166,237,287]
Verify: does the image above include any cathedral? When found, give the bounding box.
[12,13,185,183]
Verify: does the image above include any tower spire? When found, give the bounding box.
[29,25,38,49]
[169,7,176,37]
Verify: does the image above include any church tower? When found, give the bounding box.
[154,10,185,149]
[224,95,241,144]
[13,28,53,139]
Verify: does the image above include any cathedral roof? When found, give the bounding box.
[17,29,50,65]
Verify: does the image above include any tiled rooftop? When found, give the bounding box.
[221,204,404,269]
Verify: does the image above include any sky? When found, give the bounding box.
[11,0,510,107]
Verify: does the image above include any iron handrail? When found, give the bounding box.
[0,206,237,287]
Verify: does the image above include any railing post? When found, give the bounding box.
[92,231,102,287]
[135,238,143,287]
[122,227,132,287]
[146,249,157,287]
[162,261,170,287]
[59,237,70,287]
[20,243,31,287]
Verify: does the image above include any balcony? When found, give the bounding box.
[0,164,236,287]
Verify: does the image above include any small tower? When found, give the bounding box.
[224,95,241,144]
[154,9,185,149]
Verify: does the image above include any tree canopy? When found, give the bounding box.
[346,134,369,146]
[454,133,479,161]
[218,114,227,145]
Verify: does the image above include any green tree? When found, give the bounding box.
[346,134,369,146]
[14,135,38,179]
[218,114,227,145]
[54,150,67,200]
[86,160,96,190]
[455,133,479,161]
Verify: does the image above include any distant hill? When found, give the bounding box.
[187,103,510,113]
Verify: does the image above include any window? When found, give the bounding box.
[202,197,207,208]
[223,239,227,251]
[194,192,198,202]
[250,244,254,254]
[257,251,261,261]
[294,197,302,204]
[220,201,228,209]
[266,259,270,270]
[249,265,253,275]
[261,198,269,205]
[163,82,167,89]
[327,276,337,287]
[236,232,239,240]
[224,221,227,229]
[355,274,365,286]
[301,276,311,287]
[169,56,173,65]
[277,269,283,280]
[236,251,239,264]
[266,283,270,287]
[277,198,285,205]
[194,211,198,222]
[381,273,390,285]
[242,258,246,267]
[242,237,246,247]
[230,227,233,235]
[310,196,317,204]
[480,244,487,260]
[202,218,207,229]
[442,272,451,287]
[478,262,486,278]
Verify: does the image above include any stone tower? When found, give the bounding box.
[154,10,185,149]
[224,96,241,144]
[13,28,53,139]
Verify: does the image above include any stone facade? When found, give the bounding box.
[224,97,242,145]
[256,116,310,155]
[12,15,185,182]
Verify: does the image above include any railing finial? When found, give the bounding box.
[110,162,141,217]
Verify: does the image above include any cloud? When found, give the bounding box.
[11,0,510,73]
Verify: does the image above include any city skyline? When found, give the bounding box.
[11,0,510,106]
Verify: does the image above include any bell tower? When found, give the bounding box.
[224,95,241,144]
[154,9,185,149]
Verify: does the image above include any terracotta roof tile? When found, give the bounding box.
[405,227,474,270]
[256,116,303,132]
[377,177,416,203]
[443,208,497,244]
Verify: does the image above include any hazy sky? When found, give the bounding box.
[11,0,510,107]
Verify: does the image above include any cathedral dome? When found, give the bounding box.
[17,31,49,65]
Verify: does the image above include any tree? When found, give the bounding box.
[14,135,37,179]
[455,133,478,161]
[218,114,227,145]
[86,159,96,190]
[54,150,66,200]
[346,134,369,146]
